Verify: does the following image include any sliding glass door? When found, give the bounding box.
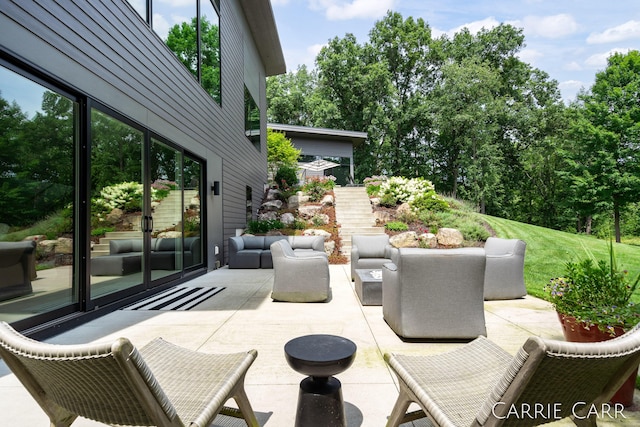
[88,107,205,300]
[89,109,146,298]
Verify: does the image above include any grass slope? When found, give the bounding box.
[481,215,640,301]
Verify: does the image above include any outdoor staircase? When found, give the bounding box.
[333,186,386,258]
[91,189,198,258]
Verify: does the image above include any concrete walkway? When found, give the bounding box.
[334,186,386,257]
[1,265,638,426]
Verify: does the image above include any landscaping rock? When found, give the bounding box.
[390,231,420,248]
[373,210,392,224]
[370,197,380,207]
[419,232,438,248]
[397,202,412,217]
[39,240,58,255]
[279,212,295,225]
[298,204,322,218]
[436,228,464,247]
[303,229,332,240]
[106,208,123,224]
[321,194,334,206]
[55,237,73,254]
[258,211,278,221]
[288,193,310,209]
[266,188,281,201]
[261,200,282,211]
[324,240,335,255]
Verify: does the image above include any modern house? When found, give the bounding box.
[268,123,367,186]
[0,0,285,336]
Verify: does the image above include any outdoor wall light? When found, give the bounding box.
[211,181,220,196]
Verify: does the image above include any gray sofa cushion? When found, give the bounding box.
[228,235,325,269]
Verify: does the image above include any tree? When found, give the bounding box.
[267,65,317,126]
[267,128,300,179]
[576,50,640,242]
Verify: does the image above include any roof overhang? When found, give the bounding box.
[238,0,287,76]
[268,123,368,146]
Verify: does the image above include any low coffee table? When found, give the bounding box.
[354,269,383,305]
[284,334,357,427]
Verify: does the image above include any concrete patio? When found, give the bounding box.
[1,264,638,426]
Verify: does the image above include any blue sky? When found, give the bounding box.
[270,0,640,102]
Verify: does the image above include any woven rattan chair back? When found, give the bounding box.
[478,323,640,426]
[0,321,260,427]
[385,323,640,427]
[0,321,179,426]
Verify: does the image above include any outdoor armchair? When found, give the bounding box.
[270,239,330,302]
[484,237,527,300]
[0,321,259,427]
[384,323,640,426]
[382,247,487,339]
[350,234,395,281]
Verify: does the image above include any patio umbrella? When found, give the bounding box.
[298,159,340,172]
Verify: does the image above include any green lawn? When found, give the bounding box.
[481,215,640,301]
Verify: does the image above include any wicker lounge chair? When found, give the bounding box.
[0,321,259,427]
[384,323,640,426]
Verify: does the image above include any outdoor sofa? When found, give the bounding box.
[0,240,37,301]
[350,234,396,281]
[91,237,201,276]
[228,235,325,269]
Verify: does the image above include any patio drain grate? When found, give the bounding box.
[122,286,225,311]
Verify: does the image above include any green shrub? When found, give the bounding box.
[385,221,409,231]
[379,192,398,207]
[410,192,450,214]
[91,226,115,237]
[246,219,283,234]
[302,176,335,202]
[363,176,386,197]
[274,165,299,189]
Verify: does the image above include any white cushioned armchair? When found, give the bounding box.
[270,239,330,302]
[382,247,487,340]
[483,237,527,300]
[350,234,395,281]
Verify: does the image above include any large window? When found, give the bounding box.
[244,85,260,148]
[129,0,221,104]
[0,64,77,323]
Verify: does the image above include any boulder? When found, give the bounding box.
[303,229,332,240]
[419,232,438,248]
[55,237,73,254]
[280,212,296,225]
[321,194,334,206]
[436,228,464,247]
[324,240,336,255]
[298,204,322,218]
[373,210,392,224]
[397,202,412,217]
[261,200,282,211]
[390,231,420,248]
[38,240,58,255]
[106,208,123,224]
[258,211,278,221]
[288,193,310,209]
[266,188,281,201]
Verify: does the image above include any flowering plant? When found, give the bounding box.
[545,242,640,336]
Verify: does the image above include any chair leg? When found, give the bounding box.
[386,390,412,427]
[233,386,260,427]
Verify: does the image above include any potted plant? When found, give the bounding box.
[545,241,640,406]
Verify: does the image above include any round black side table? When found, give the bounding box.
[284,334,357,427]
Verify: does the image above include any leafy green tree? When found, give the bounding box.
[575,50,640,242]
[267,128,300,179]
[267,65,317,126]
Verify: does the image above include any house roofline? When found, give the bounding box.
[239,0,286,76]
[268,123,368,145]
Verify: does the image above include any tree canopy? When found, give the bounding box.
[266,11,639,238]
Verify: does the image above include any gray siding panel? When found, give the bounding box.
[0,0,270,267]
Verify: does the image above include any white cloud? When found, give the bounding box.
[309,0,397,21]
[585,47,633,68]
[564,61,582,71]
[520,14,579,39]
[518,48,543,65]
[587,20,640,44]
[446,17,500,36]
